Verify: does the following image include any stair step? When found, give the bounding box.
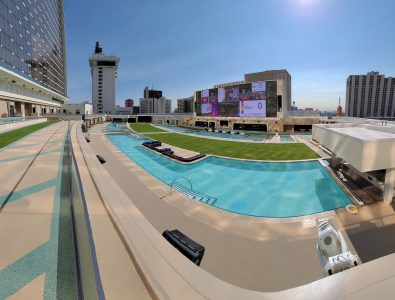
[172,182,217,206]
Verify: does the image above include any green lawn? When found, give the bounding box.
[129,123,167,133]
[0,120,58,149]
[145,133,320,161]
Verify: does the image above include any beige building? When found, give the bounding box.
[346,71,395,118]
[61,103,93,115]
[244,69,292,115]
[140,97,172,114]
[211,69,292,117]
[177,96,193,113]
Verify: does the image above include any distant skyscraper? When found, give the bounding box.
[144,86,162,99]
[140,86,171,113]
[89,42,120,114]
[0,0,68,117]
[140,98,171,114]
[346,72,395,118]
[125,99,134,108]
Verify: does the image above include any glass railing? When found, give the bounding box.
[0,116,42,124]
[59,122,103,299]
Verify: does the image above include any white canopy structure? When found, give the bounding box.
[313,122,395,204]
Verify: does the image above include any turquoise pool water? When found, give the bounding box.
[0,117,40,124]
[105,122,131,132]
[156,125,271,141]
[280,135,294,143]
[107,134,351,218]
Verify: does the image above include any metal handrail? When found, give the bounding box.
[170,177,193,195]
[169,178,218,205]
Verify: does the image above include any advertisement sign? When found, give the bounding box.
[197,81,270,117]
[210,101,218,116]
[201,90,209,97]
[218,87,225,103]
[252,81,266,92]
[201,103,212,114]
[239,100,266,117]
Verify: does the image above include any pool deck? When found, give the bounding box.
[87,123,366,291]
[0,121,68,299]
[0,122,151,299]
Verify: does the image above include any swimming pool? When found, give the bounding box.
[0,116,40,124]
[107,134,351,218]
[280,135,295,143]
[105,122,131,133]
[156,125,271,142]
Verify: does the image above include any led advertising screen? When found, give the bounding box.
[197,81,268,117]
[239,100,266,117]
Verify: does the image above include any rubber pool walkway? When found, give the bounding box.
[0,121,76,299]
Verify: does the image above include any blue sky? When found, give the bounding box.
[65,0,395,111]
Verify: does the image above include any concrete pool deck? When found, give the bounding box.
[87,123,363,291]
[0,121,68,299]
[0,122,152,299]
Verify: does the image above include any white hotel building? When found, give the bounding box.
[89,46,120,115]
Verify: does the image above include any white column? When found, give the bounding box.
[383,168,395,204]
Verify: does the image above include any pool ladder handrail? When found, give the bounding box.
[170,177,217,205]
[170,177,193,194]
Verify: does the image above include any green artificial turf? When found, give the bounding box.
[0,120,58,149]
[129,123,167,133]
[145,133,320,161]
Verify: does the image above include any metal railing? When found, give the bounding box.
[170,177,193,193]
[170,177,217,205]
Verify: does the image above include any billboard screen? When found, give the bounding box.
[197,81,269,117]
[239,100,266,117]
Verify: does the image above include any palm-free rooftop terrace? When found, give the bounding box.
[2,118,395,299]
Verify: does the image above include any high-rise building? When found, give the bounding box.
[125,99,134,108]
[89,42,120,114]
[346,71,395,118]
[144,86,162,99]
[140,86,171,113]
[0,0,68,117]
[140,98,171,114]
[177,97,193,113]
